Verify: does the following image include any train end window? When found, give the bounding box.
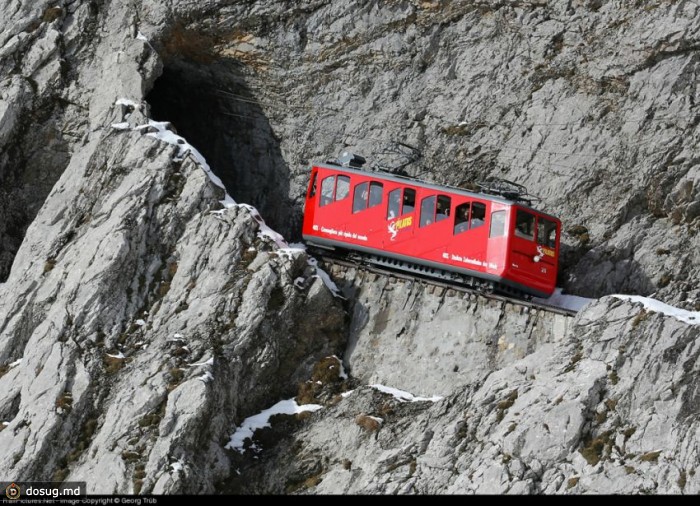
[471,202,486,229]
[515,209,535,240]
[454,203,471,234]
[308,171,317,199]
[353,182,369,213]
[369,182,383,208]
[387,189,401,219]
[537,217,558,249]
[402,188,416,215]
[489,210,506,238]
[336,175,350,201]
[420,195,436,227]
[320,175,335,207]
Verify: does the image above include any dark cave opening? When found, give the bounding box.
[146,58,296,239]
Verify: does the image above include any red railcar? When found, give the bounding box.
[302,160,560,298]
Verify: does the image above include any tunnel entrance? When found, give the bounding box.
[146,57,295,239]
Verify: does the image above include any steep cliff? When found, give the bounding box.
[1,0,699,495]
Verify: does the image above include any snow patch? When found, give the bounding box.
[135,319,146,326]
[613,295,700,326]
[306,256,343,298]
[111,104,237,209]
[111,122,130,130]
[198,371,214,383]
[8,359,22,368]
[115,98,139,108]
[225,399,323,453]
[106,352,125,359]
[238,204,288,248]
[332,355,348,380]
[370,384,443,403]
[533,288,593,312]
[190,357,214,367]
[170,461,184,473]
[341,390,355,398]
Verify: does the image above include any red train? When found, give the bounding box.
[302,155,560,298]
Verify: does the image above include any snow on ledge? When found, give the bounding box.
[613,295,700,326]
[112,101,237,209]
[533,288,593,312]
[370,384,443,403]
[225,399,323,453]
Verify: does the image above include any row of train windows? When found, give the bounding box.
[315,174,556,246]
[318,175,492,236]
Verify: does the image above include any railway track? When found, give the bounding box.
[315,252,578,318]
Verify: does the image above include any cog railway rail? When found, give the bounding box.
[315,250,578,318]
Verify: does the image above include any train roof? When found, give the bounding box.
[312,161,560,222]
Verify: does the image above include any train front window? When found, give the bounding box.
[454,203,470,235]
[515,209,535,240]
[320,176,335,207]
[490,210,506,238]
[336,175,350,201]
[537,217,558,249]
[387,189,401,219]
[471,202,486,229]
[308,171,317,198]
[402,188,416,215]
[420,195,436,227]
[353,182,368,213]
[369,182,383,208]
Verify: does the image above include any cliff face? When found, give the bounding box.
[1,0,699,495]
[236,297,700,495]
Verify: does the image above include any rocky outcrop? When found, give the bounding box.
[331,263,573,395]
[1,0,700,496]
[234,297,700,494]
[0,110,346,492]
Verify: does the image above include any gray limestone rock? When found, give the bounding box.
[1,0,699,496]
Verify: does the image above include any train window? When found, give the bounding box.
[420,196,436,227]
[308,171,317,198]
[320,176,335,207]
[369,182,383,208]
[515,209,535,240]
[336,175,350,201]
[402,188,416,215]
[471,202,486,229]
[436,195,451,222]
[537,217,558,248]
[353,182,369,213]
[387,189,401,219]
[454,203,470,234]
[490,210,506,238]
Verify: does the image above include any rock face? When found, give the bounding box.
[236,297,700,495]
[1,0,699,496]
[331,263,573,395]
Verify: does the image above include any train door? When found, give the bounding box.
[315,172,352,239]
[349,179,386,247]
[448,199,490,273]
[534,215,559,285]
[509,207,559,293]
[414,193,452,262]
[302,168,318,237]
[383,186,416,250]
[510,208,539,280]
